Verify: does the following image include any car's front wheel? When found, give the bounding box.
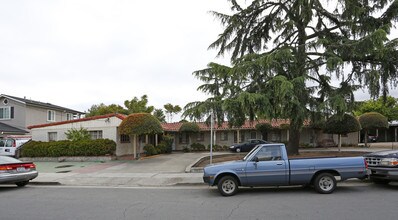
[314,173,336,194]
[217,176,239,196]
[15,181,29,187]
[235,148,241,153]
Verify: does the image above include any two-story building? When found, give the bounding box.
[0,94,83,136]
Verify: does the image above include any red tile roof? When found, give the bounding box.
[28,113,126,129]
[161,119,293,132]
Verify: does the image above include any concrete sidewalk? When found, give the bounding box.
[29,146,394,187]
[29,152,214,187]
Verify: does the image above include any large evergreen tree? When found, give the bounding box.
[184,0,398,154]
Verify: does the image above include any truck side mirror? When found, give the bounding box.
[252,156,259,163]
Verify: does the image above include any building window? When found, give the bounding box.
[120,134,130,143]
[48,132,57,141]
[221,132,228,141]
[47,110,55,121]
[197,133,204,141]
[66,113,73,121]
[89,130,103,140]
[0,107,11,120]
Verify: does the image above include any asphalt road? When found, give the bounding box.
[0,184,397,220]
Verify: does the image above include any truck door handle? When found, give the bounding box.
[276,163,283,165]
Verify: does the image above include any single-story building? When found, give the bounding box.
[162,119,359,151]
[28,113,133,156]
[28,114,360,156]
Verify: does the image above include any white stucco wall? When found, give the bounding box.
[30,116,131,156]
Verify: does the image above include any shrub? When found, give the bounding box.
[143,144,157,156]
[119,113,163,136]
[182,146,191,152]
[160,134,173,153]
[190,143,206,151]
[21,139,116,157]
[179,122,200,133]
[155,143,167,154]
[65,127,91,141]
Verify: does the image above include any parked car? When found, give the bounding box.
[204,143,368,196]
[0,136,31,158]
[367,134,378,142]
[364,150,398,184]
[0,156,38,187]
[229,139,270,152]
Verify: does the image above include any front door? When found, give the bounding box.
[245,145,288,186]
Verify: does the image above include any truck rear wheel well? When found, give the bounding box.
[311,170,340,184]
[214,173,241,186]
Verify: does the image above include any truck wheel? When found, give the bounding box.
[235,148,241,153]
[15,181,29,187]
[217,176,239,196]
[314,173,336,194]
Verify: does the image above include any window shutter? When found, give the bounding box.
[11,107,14,118]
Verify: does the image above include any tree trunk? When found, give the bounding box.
[287,128,300,155]
[364,130,369,148]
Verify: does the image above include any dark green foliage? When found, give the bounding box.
[21,139,116,157]
[153,109,166,123]
[190,143,206,151]
[124,95,154,114]
[279,123,290,130]
[160,134,173,154]
[119,113,163,136]
[143,144,157,156]
[255,123,272,132]
[65,127,91,141]
[359,112,389,129]
[85,103,128,117]
[355,96,398,121]
[323,114,361,135]
[255,122,272,140]
[184,0,398,155]
[179,122,200,133]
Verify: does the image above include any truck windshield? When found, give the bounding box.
[243,145,261,161]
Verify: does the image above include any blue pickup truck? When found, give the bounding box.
[203,143,368,196]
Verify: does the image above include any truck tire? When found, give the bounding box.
[217,176,239,196]
[314,173,336,194]
[235,148,241,153]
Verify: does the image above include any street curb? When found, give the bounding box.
[185,157,205,173]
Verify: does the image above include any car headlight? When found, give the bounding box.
[229,146,235,149]
[380,158,398,166]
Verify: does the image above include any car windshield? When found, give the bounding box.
[242,145,261,161]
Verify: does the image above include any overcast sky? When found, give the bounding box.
[0,0,231,114]
[0,0,396,117]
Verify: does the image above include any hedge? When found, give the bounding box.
[21,139,116,157]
